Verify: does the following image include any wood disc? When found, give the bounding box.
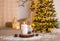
[19,33,34,38]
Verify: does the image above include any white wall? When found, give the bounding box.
[3,0,19,27]
[0,0,3,27]
[2,0,31,27]
[54,0,60,21]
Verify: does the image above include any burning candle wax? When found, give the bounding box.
[21,22,28,34]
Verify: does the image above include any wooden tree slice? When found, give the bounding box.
[19,33,34,38]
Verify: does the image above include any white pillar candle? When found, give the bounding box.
[21,22,28,34]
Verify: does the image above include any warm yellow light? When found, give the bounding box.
[16,25,20,29]
[12,23,20,29]
[31,23,35,27]
[12,23,16,29]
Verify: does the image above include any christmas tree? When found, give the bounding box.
[30,0,58,32]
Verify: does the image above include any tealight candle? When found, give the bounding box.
[12,23,16,29]
[16,22,20,29]
[16,25,20,29]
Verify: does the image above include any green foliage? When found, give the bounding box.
[30,0,58,33]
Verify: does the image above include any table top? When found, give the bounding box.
[0,28,60,41]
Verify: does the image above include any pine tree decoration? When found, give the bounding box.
[30,0,58,33]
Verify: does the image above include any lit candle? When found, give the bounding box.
[16,22,20,29]
[12,23,16,29]
[12,22,20,29]
[21,22,28,34]
[16,24,20,29]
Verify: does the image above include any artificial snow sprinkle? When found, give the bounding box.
[0,35,42,40]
